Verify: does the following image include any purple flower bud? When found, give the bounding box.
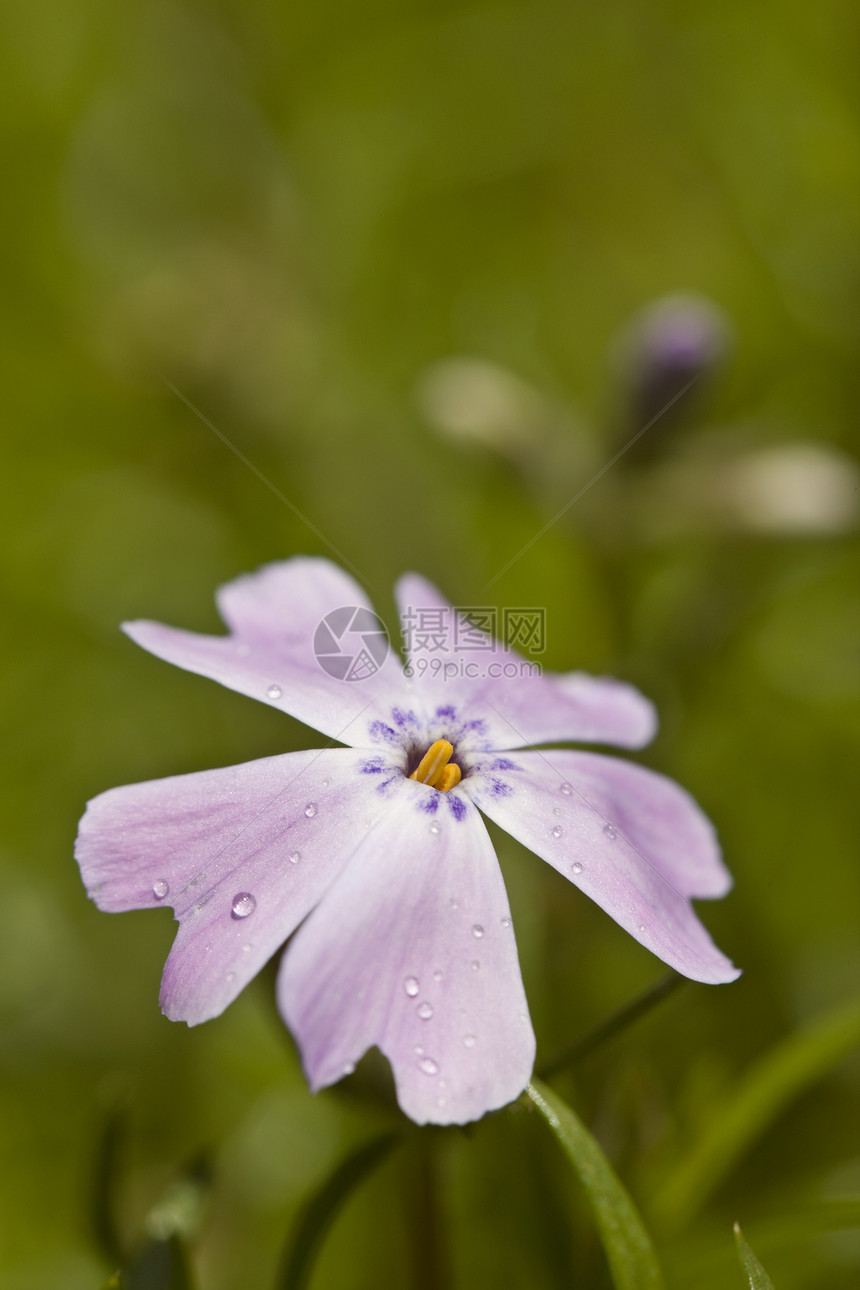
[611,293,732,448]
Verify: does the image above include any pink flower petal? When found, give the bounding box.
[278,780,535,1125]
[396,574,656,749]
[124,558,410,746]
[464,750,739,984]
[76,748,393,1023]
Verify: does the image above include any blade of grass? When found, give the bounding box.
[527,1078,665,1290]
[734,1223,776,1290]
[278,1132,400,1290]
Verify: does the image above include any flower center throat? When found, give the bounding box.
[408,740,461,793]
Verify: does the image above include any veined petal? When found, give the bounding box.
[278,780,535,1125]
[395,574,655,750]
[124,558,410,746]
[464,750,739,984]
[76,748,391,1024]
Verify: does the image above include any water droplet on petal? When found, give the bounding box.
[322,778,330,788]
[226,971,236,982]
[638,923,647,933]
[551,825,563,838]
[152,880,169,900]
[471,924,484,938]
[289,851,301,864]
[432,970,443,982]
[501,917,511,928]
[436,1096,447,1108]
[463,1034,477,1048]
[429,821,441,834]
[603,823,617,839]
[417,1001,434,1020]
[342,1061,355,1075]
[571,861,583,874]
[242,943,252,953]
[553,806,562,816]
[231,892,256,919]
[414,1044,425,1055]
[304,802,318,818]
[266,684,282,700]
[404,976,420,997]
[470,959,480,971]
[418,1057,439,1076]
[560,782,572,795]
[449,897,459,909]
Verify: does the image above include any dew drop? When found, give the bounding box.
[304,802,318,818]
[449,897,459,909]
[342,1061,355,1076]
[463,1034,477,1048]
[603,823,617,839]
[429,821,440,834]
[242,943,252,953]
[404,976,420,997]
[414,1044,425,1056]
[152,880,169,900]
[289,851,301,864]
[638,923,647,933]
[560,782,572,795]
[322,778,330,788]
[553,806,562,816]
[470,959,480,971]
[432,970,443,982]
[551,825,563,838]
[471,924,484,939]
[231,892,256,919]
[418,1057,439,1076]
[500,916,511,928]
[417,1001,434,1020]
[436,1096,447,1108]
[226,971,236,982]
[266,684,282,700]
[571,861,583,874]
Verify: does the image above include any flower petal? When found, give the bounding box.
[76,748,392,1023]
[278,780,535,1125]
[464,750,739,984]
[124,558,410,746]
[395,574,655,749]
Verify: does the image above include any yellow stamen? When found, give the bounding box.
[437,763,461,792]
[408,739,460,792]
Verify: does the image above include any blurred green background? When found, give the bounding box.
[2,1,859,1287]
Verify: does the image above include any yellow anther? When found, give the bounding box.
[408,740,460,792]
[437,762,461,792]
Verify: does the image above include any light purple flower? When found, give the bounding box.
[76,558,739,1125]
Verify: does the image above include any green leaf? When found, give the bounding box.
[734,1223,776,1290]
[654,996,860,1230]
[527,1079,665,1290]
[123,1235,195,1290]
[278,1132,400,1290]
[92,1108,128,1266]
